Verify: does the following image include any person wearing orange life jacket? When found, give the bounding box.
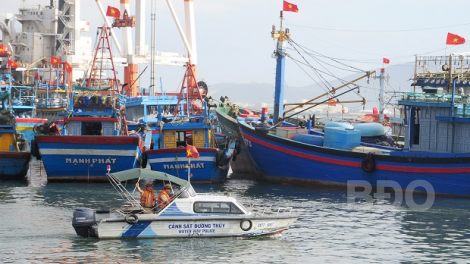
[157,184,172,208]
[136,181,155,213]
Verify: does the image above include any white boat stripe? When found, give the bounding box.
[40,149,137,156]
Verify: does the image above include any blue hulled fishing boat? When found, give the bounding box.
[144,63,238,183]
[238,12,470,198]
[32,25,145,182]
[0,110,31,180]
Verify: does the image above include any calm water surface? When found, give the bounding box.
[1,159,470,263]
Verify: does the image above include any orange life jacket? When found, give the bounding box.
[140,190,155,208]
[157,190,170,208]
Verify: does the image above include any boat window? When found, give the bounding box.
[83,122,102,135]
[176,131,188,147]
[194,202,243,214]
[187,186,196,197]
[178,190,189,198]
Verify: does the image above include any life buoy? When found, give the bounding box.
[216,150,224,166]
[125,214,138,224]
[235,140,241,155]
[361,153,376,173]
[31,139,41,160]
[240,219,252,231]
[141,153,148,169]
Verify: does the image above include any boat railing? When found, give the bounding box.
[246,203,294,216]
[36,98,68,108]
[401,92,469,104]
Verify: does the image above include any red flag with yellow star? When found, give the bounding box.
[186,144,199,159]
[446,33,465,45]
[106,6,120,18]
[8,59,18,69]
[50,56,61,65]
[64,62,72,73]
[283,1,299,12]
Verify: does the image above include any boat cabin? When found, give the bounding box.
[394,55,470,154]
[160,117,212,149]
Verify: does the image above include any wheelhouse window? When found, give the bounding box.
[194,202,243,214]
[83,122,102,135]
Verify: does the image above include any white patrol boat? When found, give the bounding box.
[72,168,298,239]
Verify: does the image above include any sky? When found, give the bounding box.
[3,0,470,101]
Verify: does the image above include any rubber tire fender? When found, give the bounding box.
[216,150,225,166]
[235,140,241,155]
[361,153,376,173]
[141,152,148,169]
[240,219,252,231]
[125,214,139,225]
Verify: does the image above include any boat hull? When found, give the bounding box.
[34,135,143,181]
[215,106,263,178]
[239,121,470,198]
[0,152,31,180]
[146,148,230,183]
[95,215,297,239]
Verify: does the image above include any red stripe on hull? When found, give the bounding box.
[244,132,470,173]
[146,147,217,154]
[68,117,119,122]
[16,118,47,124]
[35,135,141,145]
[0,152,31,158]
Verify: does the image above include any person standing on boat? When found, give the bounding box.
[48,121,61,135]
[157,184,172,208]
[136,182,156,213]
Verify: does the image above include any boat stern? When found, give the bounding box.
[72,208,98,237]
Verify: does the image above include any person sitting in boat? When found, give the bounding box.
[48,121,61,136]
[157,184,172,209]
[136,181,156,213]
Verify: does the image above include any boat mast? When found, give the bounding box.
[379,68,385,123]
[271,11,290,125]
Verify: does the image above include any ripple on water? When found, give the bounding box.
[1,161,470,263]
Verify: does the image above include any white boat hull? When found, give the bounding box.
[95,216,297,239]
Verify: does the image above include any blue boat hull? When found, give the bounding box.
[34,135,143,181]
[0,152,31,180]
[146,148,232,183]
[239,121,470,198]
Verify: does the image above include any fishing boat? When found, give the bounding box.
[72,168,298,239]
[0,67,48,142]
[215,98,264,178]
[238,12,470,198]
[32,25,145,182]
[0,110,31,180]
[144,63,239,183]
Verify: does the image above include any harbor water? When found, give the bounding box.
[1,159,470,263]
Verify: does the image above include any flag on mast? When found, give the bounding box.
[106,6,121,18]
[446,33,465,45]
[283,1,299,12]
[186,144,199,159]
[50,56,61,65]
[8,59,18,68]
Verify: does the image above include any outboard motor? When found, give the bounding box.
[72,208,97,237]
